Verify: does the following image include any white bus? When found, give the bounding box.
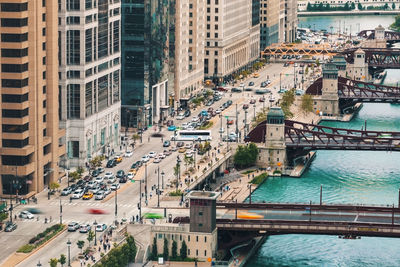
[171,130,212,142]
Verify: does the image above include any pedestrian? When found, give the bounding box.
[103,243,107,250]
[49,216,52,222]
[107,243,110,250]
[80,259,83,266]
[14,214,17,220]
[148,136,150,142]
[106,238,109,243]
[98,246,101,252]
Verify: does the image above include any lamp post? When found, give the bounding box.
[59,198,63,224]
[138,179,143,221]
[37,260,42,267]
[176,156,181,192]
[93,220,98,246]
[145,162,148,203]
[253,104,256,121]
[161,170,165,189]
[157,166,160,208]
[248,184,252,204]
[67,239,71,267]
[115,185,118,224]
[219,114,223,141]
[244,110,248,138]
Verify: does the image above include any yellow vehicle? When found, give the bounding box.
[82,192,94,200]
[253,73,259,78]
[178,147,186,153]
[205,79,213,86]
[114,155,123,163]
[129,169,137,175]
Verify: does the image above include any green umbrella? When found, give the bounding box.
[143,213,163,219]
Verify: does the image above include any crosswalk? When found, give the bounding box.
[48,200,136,208]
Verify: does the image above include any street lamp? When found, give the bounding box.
[93,220,98,246]
[176,156,181,192]
[157,166,160,208]
[253,104,256,121]
[219,114,223,141]
[67,239,71,267]
[145,162,148,203]
[37,260,42,267]
[59,198,63,224]
[161,170,165,189]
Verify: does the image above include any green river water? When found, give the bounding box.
[247,14,400,267]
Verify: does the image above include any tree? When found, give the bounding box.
[344,2,350,10]
[49,258,58,267]
[306,2,312,11]
[180,241,188,259]
[59,254,66,267]
[151,237,158,261]
[358,3,363,10]
[77,240,85,253]
[87,230,94,246]
[384,3,389,9]
[301,94,314,113]
[393,2,396,9]
[350,2,355,9]
[315,59,320,67]
[132,133,140,143]
[234,143,259,169]
[49,182,60,191]
[163,238,169,261]
[126,235,137,262]
[171,240,178,259]
[390,15,400,31]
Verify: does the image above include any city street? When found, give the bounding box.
[1,62,304,266]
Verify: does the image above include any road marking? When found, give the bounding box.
[354,214,359,222]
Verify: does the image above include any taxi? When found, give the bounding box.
[82,192,94,200]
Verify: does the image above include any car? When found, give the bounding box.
[184,143,192,149]
[166,120,174,126]
[219,127,225,133]
[95,191,105,200]
[179,147,186,153]
[215,109,222,114]
[205,100,213,106]
[79,224,92,233]
[227,119,234,125]
[68,222,80,232]
[19,211,34,219]
[88,208,107,214]
[124,150,133,157]
[106,159,116,168]
[96,223,107,232]
[248,81,255,86]
[119,176,128,183]
[95,176,104,183]
[187,125,195,131]
[91,169,100,177]
[82,192,94,200]
[168,125,177,131]
[76,179,86,186]
[61,187,72,196]
[148,151,156,158]
[127,172,135,180]
[72,189,84,199]
[158,153,166,159]
[153,157,161,163]
[114,155,123,163]
[103,188,112,195]
[231,87,242,93]
[243,104,249,109]
[141,155,150,162]
[250,99,256,104]
[87,180,97,188]
[284,62,289,67]
[176,113,185,120]
[183,110,191,117]
[211,111,217,117]
[163,140,171,147]
[240,82,245,87]
[200,110,209,117]
[70,184,78,191]
[260,82,267,88]
[116,170,125,178]
[5,222,17,232]
[278,88,288,94]
[110,183,120,190]
[269,96,275,102]
[163,149,172,156]
[245,87,253,91]
[191,116,199,123]
[97,167,105,174]
[259,97,265,102]
[185,151,193,157]
[227,100,233,106]
[177,141,184,147]
[26,208,42,214]
[171,146,178,152]
[282,55,287,59]
[106,176,116,184]
[207,107,214,113]
[104,172,114,179]
[91,186,101,195]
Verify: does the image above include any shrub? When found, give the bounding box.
[250,173,268,184]
[169,190,183,196]
[273,170,282,174]
[17,244,35,253]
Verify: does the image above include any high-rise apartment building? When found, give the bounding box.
[59,0,121,167]
[284,0,297,43]
[204,0,260,83]
[0,0,65,195]
[121,0,171,129]
[174,0,205,108]
[259,0,280,49]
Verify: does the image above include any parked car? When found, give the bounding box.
[205,100,213,106]
[219,128,225,133]
[104,172,114,179]
[163,150,172,156]
[260,82,267,87]
[191,116,199,123]
[114,155,123,163]
[227,100,233,106]
[106,176,116,184]
[91,169,100,177]
[176,112,185,120]
[166,120,174,126]
[127,172,135,180]
[106,159,116,168]
[243,104,249,110]
[116,170,125,178]
[141,155,150,162]
[227,119,234,125]
[184,110,191,117]
[61,187,72,196]
[79,224,91,233]
[19,211,34,219]
[68,222,80,232]
[82,192,94,200]
[248,81,255,86]
[124,150,133,157]
[168,125,177,131]
[96,223,107,232]
[259,97,265,102]
[231,87,242,93]
[250,99,256,104]
[5,222,17,232]
[97,167,105,174]
[72,189,84,199]
[87,180,97,189]
[148,151,156,158]
[119,176,127,183]
[163,140,171,147]
[110,183,120,191]
[176,141,184,147]
[95,191,105,200]
[178,147,186,153]
[103,188,112,195]
[95,176,104,183]
[153,158,161,163]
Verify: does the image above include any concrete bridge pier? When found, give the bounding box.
[345,48,372,81]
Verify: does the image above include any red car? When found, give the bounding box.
[88,208,107,214]
[250,99,256,104]
[243,104,249,110]
[227,120,234,125]
[259,97,265,102]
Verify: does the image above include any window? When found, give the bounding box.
[1,33,28,42]
[43,128,47,136]
[214,33,218,38]
[43,86,46,94]
[67,0,80,11]
[43,71,46,79]
[188,235,190,242]
[2,155,31,166]
[43,114,46,122]
[196,250,198,256]
[66,16,80,24]
[207,32,210,38]
[43,100,46,108]
[113,21,120,53]
[207,16,210,21]
[42,13,46,22]
[2,123,29,133]
[42,28,46,36]
[42,42,46,51]
[1,3,28,12]
[67,70,80,78]
[215,25,218,30]
[2,78,28,88]
[207,24,210,30]
[1,63,28,73]
[215,8,218,12]
[196,236,198,242]
[85,28,93,63]
[2,93,28,103]
[2,108,29,118]
[204,250,207,256]
[205,236,207,242]
[2,138,29,148]
[1,48,28,58]
[85,0,92,9]
[43,56,46,65]
[1,18,28,27]
[67,84,80,119]
[67,30,80,65]
[71,141,79,158]
[215,16,218,22]
[215,51,218,55]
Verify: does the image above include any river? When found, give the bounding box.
[247,14,400,267]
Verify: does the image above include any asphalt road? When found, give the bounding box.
[2,62,302,267]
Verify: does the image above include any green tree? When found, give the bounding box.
[344,2,350,10]
[49,182,60,191]
[151,237,158,261]
[392,2,396,9]
[180,240,188,259]
[234,143,259,169]
[384,3,389,9]
[358,3,363,10]
[171,240,178,259]
[49,258,58,267]
[163,238,169,261]
[77,240,85,253]
[59,254,66,267]
[390,15,400,31]
[132,133,140,143]
[126,235,137,262]
[350,2,355,9]
[301,94,314,113]
[87,230,94,246]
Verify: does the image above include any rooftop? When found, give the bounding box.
[186,191,220,200]
[267,107,285,118]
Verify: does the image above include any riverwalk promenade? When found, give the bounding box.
[299,10,400,16]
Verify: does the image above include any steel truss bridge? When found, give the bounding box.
[357,29,400,42]
[342,47,400,69]
[262,43,338,56]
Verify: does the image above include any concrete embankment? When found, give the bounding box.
[299,10,400,17]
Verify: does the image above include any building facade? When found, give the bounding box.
[0,0,65,195]
[260,0,280,49]
[284,0,298,43]
[174,0,206,107]
[204,0,260,83]
[121,0,171,129]
[59,0,121,167]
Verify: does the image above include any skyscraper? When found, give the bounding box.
[121,0,171,129]
[260,0,280,49]
[0,0,65,195]
[59,0,121,167]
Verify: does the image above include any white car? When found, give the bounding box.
[184,143,192,149]
[95,176,104,183]
[72,189,84,199]
[106,176,116,184]
[103,187,112,195]
[110,183,120,190]
[187,125,195,131]
[185,151,193,158]
[95,191,105,200]
[127,172,135,179]
[148,151,156,158]
[141,155,150,162]
[192,116,199,123]
[158,153,166,159]
[87,181,97,189]
[240,82,245,87]
[104,172,114,179]
[219,128,225,133]
[96,223,107,232]
[124,150,133,157]
[19,211,34,219]
[153,157,161,163]
[176,113,185,120]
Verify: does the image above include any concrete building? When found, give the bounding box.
[345,48,371,81]
[204,0,260,83]
[59,0,121,167]
[284,0,298,43]
[0,0,65,196]
[121,0,171,129]
[260,0,280,49]
[174,0,206,108]
[298,0,400,11]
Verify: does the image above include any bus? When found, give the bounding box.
[171,130,212,141]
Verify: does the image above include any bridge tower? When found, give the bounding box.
[346,48,370,81]
[313,63,340,116]
[257,107,287,170]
